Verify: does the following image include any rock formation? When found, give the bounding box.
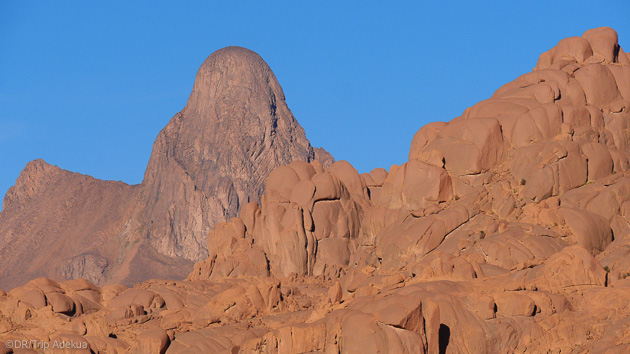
[2,27,630,352]
[142,46,333,261]
[0,47,333,290]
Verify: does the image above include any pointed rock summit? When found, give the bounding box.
[0,46,333,290]
[143,46,332,261]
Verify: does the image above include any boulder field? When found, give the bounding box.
[2,27,630,352]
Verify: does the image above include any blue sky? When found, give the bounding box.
[1,1,629,208]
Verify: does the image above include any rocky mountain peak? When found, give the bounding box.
[0,46,333,289]
[186,46,285,113]
[142,46,333,261]
[2,159,59,211]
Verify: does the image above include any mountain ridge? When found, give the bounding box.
[0,46,333,290]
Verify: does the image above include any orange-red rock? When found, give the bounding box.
[1,27,630,353]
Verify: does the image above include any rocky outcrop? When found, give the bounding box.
[142,47,331,261]
[175,27,630,352]
[0,47,332,290]
[2,27,630,352]
[188,159,367,281]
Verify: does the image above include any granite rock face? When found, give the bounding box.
[2,27,630,352]
[0,47,332,290]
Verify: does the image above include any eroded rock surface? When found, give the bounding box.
[0,47,332,290]
[2,27,630,352]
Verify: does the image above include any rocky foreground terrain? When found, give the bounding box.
[0,47,332,290]
[2,27,630,352]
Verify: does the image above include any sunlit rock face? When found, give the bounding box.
[3,28,630,353]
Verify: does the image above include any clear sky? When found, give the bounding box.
[1,1,629,208]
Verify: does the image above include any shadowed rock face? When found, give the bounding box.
[3,28,630,353]
[0,46,333,290]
